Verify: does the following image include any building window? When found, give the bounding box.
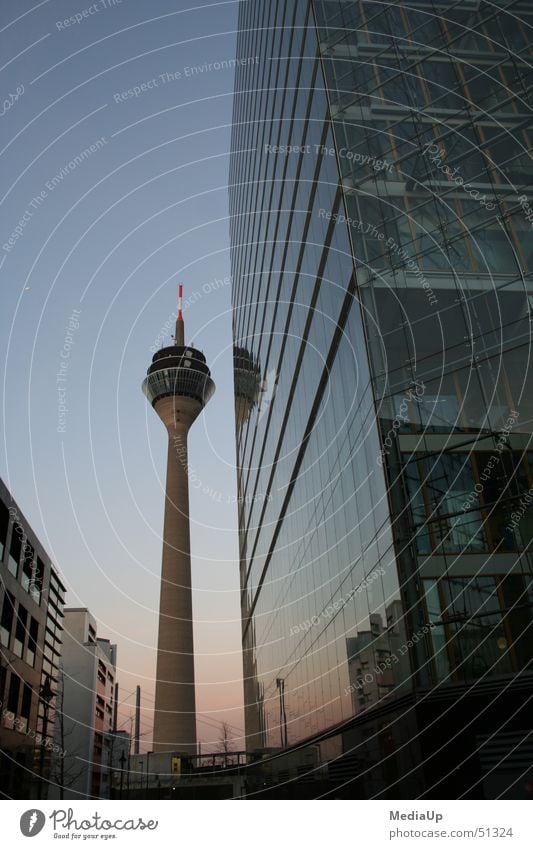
[20,683,32,717]
[0,662,6,705]
[7,672,20,717]
[19,683,32,733]
[0,499,8,561]
[30,559,44,605]
[14,604,28,659]
[26,618,38,668]
[0,591,15,648]
[21,541,35,593]
[403,450,533,556]
[8,523,22,577]
[423,575,522,683]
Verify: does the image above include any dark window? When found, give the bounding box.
[0,499,8,560]
[7,672,20,714]
[0,592,15,648]
[404,453,488,555]
[21,541,34,592]
[425,576,516,683]
[20,683,32,719]
[14,604,28,659]
[499,574,533,669]
[8,523,22,577]
[0,664,6,707]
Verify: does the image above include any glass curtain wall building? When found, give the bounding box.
[230,0,533,798]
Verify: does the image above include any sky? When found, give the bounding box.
[0,0,245,750]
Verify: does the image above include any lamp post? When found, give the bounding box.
[276,678,288,748]
[38,674,53,799]
[119,750,126,799]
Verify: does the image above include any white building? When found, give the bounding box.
[50,608,117,799]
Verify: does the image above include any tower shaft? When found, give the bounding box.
[152,400,199,754]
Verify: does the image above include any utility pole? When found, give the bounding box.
[134,685,140,755]
[276,678,288,748]
[119,750,126,799]
[38,675,53,799]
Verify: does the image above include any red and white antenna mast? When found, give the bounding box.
[175,283,185,346]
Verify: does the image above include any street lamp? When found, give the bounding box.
[38,674,54,799]
[119,750,126,799]
[276,678,288,748]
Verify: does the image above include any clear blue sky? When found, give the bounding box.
[1,0,245,748]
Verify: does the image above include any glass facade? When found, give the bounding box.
[231,0,533,796]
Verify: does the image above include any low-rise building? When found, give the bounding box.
[0,477,66,798]
[50,608,117,799]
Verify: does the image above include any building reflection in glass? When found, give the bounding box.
[231,0,533,796]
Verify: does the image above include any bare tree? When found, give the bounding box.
[218,721,233,767]
[48,666,86,799]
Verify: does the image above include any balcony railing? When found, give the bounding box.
[142,367,215,407]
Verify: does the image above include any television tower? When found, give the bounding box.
[142,285,215,754]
